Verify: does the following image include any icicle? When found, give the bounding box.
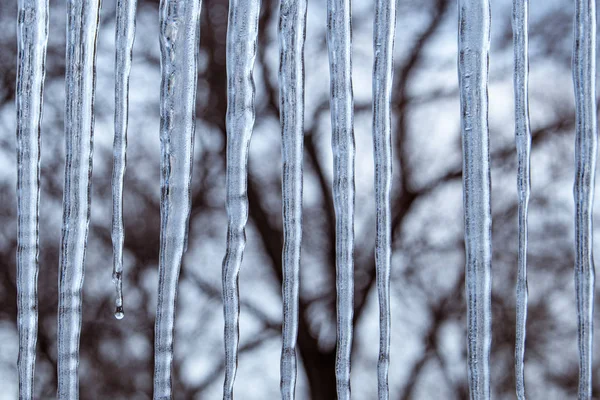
[221,0,261,398]
[572,1,597,398]
[457,1,492,399]
[278,0,306,399]
[57,0,101,398]
[372,0,395,398]
[326,0,355,397]
[512,0,530,399]
[111,0,138,321]
[153,0,201,398]
[15,0,48,398]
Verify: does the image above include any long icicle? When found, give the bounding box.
[111,0,138,321]
[153,0,201,398]
[512,0,530,398]
[57,0,101,398]
[372,0,396,398]
[457,0,492,399]
[278,0,307,399]
[572,0,597,398]
[326,0,355,397]
[221,0,261,397]
[15,0,48,398]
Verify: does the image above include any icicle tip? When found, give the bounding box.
[114,305,125,320]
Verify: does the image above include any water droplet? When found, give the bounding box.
[114,306,125,320]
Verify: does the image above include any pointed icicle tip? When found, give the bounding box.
[114,305,125,320]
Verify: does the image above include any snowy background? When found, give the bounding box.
[0,0,599,398]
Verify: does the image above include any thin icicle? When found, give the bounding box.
[326,0,355,397]
[111,0,138,321]
[372,0,395,398]
[57,0,101,398]
[457,1,492,399]
[278,0,306,399]
[572,1,597,398]
[15,0,48,398]
[221,0,261,397]
[512,0,530,399]
[153,0,201,398]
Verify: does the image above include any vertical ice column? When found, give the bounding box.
[512,1,531,399]
[57,0,101,398]
[326,0,355,398]
[15,0,48,398]
[572,1,597,398]
[457,0,492,399]
[278,0,307,399]
[111,0,138,320]
[153,0,201,398]
[371,0,396,398]
[221,0,261,399]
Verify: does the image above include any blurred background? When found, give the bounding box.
[0,0,599,398]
